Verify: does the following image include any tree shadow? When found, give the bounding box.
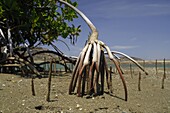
[104,91,126,101]
[48,99,58,102]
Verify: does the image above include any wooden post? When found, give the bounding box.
[43,57,46,74]
[143,60,145,70]
[161,58,166,89]
[31,78,35,96]
[52,60,54,74]
[54,59,57,75]
[46,60,53,102]
[138,72,141,91]
[130,63,133,78]
[164,58,166,79]
[155,59,158,75]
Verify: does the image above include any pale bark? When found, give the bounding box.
[58,0,98,41]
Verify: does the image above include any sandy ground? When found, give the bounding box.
[0,69,170,113]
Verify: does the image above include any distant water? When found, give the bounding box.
[119,63,170,69]
[40,63,74,71]
[40,61,170,71]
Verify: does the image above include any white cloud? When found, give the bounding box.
[111,45,138,50]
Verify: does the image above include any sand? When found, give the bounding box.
[0,70,170,113]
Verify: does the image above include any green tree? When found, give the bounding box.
[0,0,81,47]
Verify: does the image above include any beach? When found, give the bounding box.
[0,68,170,113]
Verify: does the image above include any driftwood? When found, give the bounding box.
[7,57,41,78]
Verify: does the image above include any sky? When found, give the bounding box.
[43,0,170,60]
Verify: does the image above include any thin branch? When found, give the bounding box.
[58,0,98,41]
[57,39,70,51]
[108,51,148,75]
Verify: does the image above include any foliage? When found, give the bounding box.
[0,0,81,47]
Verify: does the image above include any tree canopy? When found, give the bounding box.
[0,0,81,47]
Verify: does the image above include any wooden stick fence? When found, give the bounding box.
[130,63,133,78]
[155,59,158,75]
[138,72,141,91]
[161,58,166,89]
[46,59,53,102]
[31,78,35,96]
[143,60,145,70]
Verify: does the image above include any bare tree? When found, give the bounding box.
[58,0,148,101]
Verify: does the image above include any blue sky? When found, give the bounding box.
[44,0,170,60]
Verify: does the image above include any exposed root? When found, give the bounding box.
[69,40,130,101]
[59,0,148,101]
